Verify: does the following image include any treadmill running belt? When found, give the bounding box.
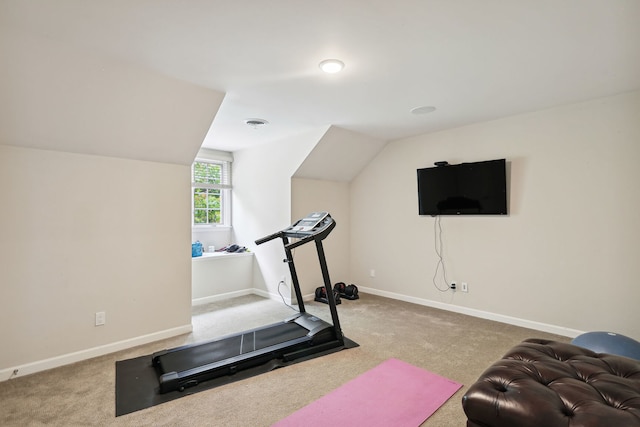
[246,322,308,352]
[159,335,242,374]
[158,322,308,374]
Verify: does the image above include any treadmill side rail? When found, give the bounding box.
[158,371,180,393]
[156,334,343,393]
[294,313,333,340]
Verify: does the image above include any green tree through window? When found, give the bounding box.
[192,160,230,225]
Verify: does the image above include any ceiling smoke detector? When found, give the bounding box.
[244,118,269,129]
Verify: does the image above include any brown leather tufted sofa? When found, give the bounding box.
[462,338,640,426]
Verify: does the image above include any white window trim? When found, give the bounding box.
[192,148,233,228]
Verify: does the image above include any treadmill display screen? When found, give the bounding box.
[291,211,328,232]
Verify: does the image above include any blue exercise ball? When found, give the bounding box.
[572,331,640,360]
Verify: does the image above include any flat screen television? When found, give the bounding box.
[417,159,507,216]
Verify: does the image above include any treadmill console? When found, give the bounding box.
[284,212,334,240]
[254,211,336,246]
[289,212,329,232]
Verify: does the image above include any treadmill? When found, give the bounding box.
[152,212,345,393]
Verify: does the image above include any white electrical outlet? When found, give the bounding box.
[95,311,106,326]
[370,269,376,277]
[461,282,468,293]
[279,276,287,287]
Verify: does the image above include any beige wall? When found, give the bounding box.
[3,87,637,379]
[0,146,192,375]
[291,178,350,297]
[350,90,640,338]
[231,129,326,298]
[0,20,222,379]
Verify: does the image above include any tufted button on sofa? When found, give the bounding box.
[462,338,640,427]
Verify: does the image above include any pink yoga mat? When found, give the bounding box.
[272,358,462,427]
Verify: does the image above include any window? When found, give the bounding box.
[192,157,231,226]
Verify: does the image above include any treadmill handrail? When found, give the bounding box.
[256,214,335,248]
[284,233,317,250]
[255,231,284,246]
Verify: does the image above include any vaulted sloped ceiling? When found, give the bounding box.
[294,126,387,182]
[0,29,224,165]
[2,1,640,171]
[3,1,639,157]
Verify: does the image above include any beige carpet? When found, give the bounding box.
[0,293,569,426]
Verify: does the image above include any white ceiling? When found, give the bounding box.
[2,0,639,153]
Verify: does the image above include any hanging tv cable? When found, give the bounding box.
[432,216,451,292]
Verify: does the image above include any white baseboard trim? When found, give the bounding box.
[251,288,272,300]
[192,289,254,306]
[0,324,192,383]
[192,288,296,306]
[358,286,583,338]
[2,287,583,383]
[194,287,314,306]
[253,288,302,306]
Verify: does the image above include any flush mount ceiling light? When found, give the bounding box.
[319,59,345,74]
[410,106,437,115]
[244,118,269,129]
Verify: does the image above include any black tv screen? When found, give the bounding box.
[417,159,507,216]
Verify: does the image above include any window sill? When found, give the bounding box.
[192,225,232,231]
[192,251,253,261]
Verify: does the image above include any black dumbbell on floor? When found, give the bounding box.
[333,282,359,300]
[314,286,341,305]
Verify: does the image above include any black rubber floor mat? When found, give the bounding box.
[115,337,358,417]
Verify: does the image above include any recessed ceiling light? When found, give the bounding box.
[319,59,345,74]
[244,118,269,129]
[410,106,437,115]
